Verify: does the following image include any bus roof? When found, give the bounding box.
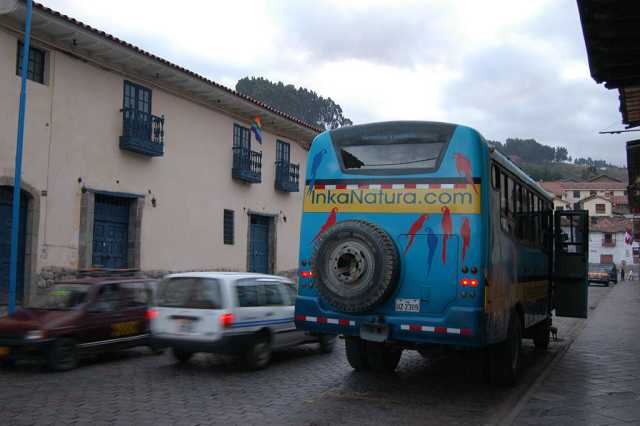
[489,144,554,202]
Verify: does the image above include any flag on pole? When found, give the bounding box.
[251,117,263,144]
[625,228,633,245]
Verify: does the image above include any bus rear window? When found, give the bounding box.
[331,121,454,173]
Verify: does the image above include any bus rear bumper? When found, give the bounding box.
[295,297,485,347]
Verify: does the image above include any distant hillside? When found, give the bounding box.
[488,138,627,182]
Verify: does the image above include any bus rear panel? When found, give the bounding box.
[296,122,490,347]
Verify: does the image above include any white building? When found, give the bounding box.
[588,217,634,266]
[0,3,320,305]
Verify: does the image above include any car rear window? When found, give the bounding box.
[157,277,223,309]
[36,283,90,310]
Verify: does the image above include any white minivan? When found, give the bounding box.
[150,272,335,369]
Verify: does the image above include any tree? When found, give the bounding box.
[236,77,353,130]
[554,146,568,162]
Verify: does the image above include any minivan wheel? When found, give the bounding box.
[489,314,522,386]
[318,334,336,354]
[313,220,400,313]
[149,344,166,355]
[47,338,78,372]
[345,337,369,371]
[366,342,402,373]
[245,338,272,370]
[172,348,193,363]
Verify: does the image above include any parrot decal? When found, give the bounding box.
[460,217,471,265]
[441,206,452,263]
[403,214,428,256]
[314,207,338,241]
[307,148,328,195]
[453,153,478,195]
[425,227,438,276]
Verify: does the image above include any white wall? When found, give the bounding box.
[588,231,633,266]
[0,28,310,279]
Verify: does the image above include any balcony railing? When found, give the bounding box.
[119,108,165,157]
[275,161,300,192]
[232,147,262,183]
[602,239,616,247]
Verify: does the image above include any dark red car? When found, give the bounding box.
[0,275,160,371]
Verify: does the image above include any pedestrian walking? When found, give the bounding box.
[621,265,625,281]
[627,269,634,281]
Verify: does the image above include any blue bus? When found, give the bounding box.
[295,121,588,385]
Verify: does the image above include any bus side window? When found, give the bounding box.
[491,164,500,190]
[507,176,514,234]
[515,184,523,239]
[500,172,509,232]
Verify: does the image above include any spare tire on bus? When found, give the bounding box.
[312,220,400,313]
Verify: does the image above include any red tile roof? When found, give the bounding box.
[590,217,632,233]
[613,196,629,206]
[539,180,627,196]
[29,2,323,134]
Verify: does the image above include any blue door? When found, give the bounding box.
[0,187,28,304]
[93,194,130,269]
[249,216,270,273]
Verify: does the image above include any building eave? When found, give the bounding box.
[0,1,322,147]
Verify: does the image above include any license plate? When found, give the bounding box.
[0,347,10,357]
[176,319,195,334]
[395,298,420,313]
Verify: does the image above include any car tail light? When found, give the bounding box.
[219,313,234,328]
[300,270,314,279]
[145,309,159,320]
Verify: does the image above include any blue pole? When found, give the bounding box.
[8,0,33,315]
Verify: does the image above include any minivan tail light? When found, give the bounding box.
[219,313,234,328]
[146,309,159,320]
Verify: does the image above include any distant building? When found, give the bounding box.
[539,179,627,210]
[588,217,634,266]
[540,177,634,266]
[579,195,612,217]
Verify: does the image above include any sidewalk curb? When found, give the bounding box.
[498,284,617,426]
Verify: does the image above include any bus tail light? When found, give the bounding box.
[145,309,159,320]
[460,278,479,287]
[300,270,314,279]
[219,313,234,328]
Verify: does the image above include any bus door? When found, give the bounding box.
[553,210,589,318]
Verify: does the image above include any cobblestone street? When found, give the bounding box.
[513,280,640,425]
[0,286,610,426]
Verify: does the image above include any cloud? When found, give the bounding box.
[41,0,630,164]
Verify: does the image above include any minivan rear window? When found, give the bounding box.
[157,277,222,309]
[331,121,454,173]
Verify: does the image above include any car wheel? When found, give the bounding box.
[318,334,336,354]
[0,356,16,368]
[533,320,551,351]
[488,313,522,386]
[172,348,193,363]
[245,338,272,370]
[47,338,78,372]
[366,342,402,373]
[313,220,400,313]
[345,336,370,371]
[149,344,166,355]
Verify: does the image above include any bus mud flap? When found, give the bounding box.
[360,322,390,342]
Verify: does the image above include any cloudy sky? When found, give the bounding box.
[45,0,629,165]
